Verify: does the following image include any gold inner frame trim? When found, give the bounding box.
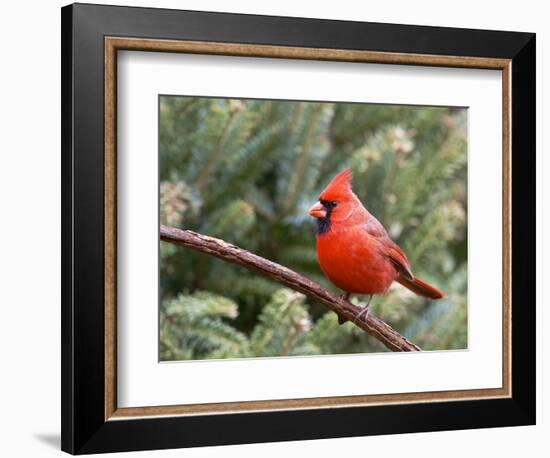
[104,36,512,421]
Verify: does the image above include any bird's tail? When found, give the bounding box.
[396,275,445,299]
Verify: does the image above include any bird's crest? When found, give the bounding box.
[320,168,353,201]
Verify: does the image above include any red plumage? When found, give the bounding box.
[308,168,444,319]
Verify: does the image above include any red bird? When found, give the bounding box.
[308,168,445,323]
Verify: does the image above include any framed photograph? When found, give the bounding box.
[61,3,536,454]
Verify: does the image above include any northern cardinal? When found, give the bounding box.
[308,168,445,323]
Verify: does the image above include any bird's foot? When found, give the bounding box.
[353,305,370,324]
[337,292,351,325]
[353,294,373,325]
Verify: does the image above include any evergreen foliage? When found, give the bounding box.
[159,96,468,360]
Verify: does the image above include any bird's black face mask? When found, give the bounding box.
[316,200,336,235]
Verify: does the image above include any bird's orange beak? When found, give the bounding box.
[308,201,326,219]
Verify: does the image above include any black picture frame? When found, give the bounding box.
[61,3,535,454]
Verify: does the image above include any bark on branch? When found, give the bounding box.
[160,224,421,352]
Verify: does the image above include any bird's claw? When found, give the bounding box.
[337,292,351,324]
[354,305,370,323]
[353,294,373,325]
[353,296,372,325]
[340,292,350,301]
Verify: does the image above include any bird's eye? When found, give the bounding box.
[319,199,337,209]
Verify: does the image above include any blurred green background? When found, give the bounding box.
[159,96,467,361]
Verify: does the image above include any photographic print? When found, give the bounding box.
[159,95,468,361]
[62,6,534,452]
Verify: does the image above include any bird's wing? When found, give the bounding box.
[385,243,414,280]
[362,217,387,238]
[361,217,413,280]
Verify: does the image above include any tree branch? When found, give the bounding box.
[160,224,421,352]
